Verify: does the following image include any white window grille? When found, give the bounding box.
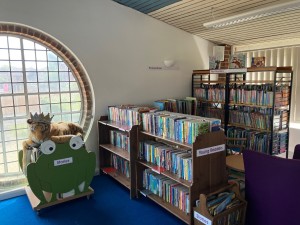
[0,35,83,175]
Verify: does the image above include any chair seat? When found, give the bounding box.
[226,154,244,172]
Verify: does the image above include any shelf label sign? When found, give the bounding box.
[54,157,73,166]
[194,211,212,225]
[196,144,225,157]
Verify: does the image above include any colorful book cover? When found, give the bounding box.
[251,56,265,67]
[229,54,246,68]
[209,56,221,69]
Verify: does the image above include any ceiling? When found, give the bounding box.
[112,0,300,47]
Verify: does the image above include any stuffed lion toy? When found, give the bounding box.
[21,112,84,175]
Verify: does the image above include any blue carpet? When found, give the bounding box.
[0,175,187,225]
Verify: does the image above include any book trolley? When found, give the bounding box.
[136,111,229,225]
[192,67,293,157]
[193,183,247,225]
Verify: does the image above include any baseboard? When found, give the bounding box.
[0,187,26,201]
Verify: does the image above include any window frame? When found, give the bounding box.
[0,23,94,176]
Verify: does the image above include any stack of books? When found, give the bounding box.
[143,169,190,213]
[153,97,197,115]
[141,111,221,144]
[139,140,192,181]
[108,105,154,126]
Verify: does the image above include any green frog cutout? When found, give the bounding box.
[22,136,95,206]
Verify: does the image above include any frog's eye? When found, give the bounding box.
[40,140,56,155]
[69,136,84,150]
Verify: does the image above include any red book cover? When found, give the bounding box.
[102,167,116,174]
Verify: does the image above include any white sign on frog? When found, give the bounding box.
[54,157,73,166]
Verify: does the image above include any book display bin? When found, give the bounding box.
[193,183,247,225]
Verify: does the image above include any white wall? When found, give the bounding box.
[0,0,213,166]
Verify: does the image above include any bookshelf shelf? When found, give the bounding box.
[140,190,191,224]
[99,120,132,132]
[228,80,291,84]
[137,118,228,225]
[139,131,192,148]
[98,115,138,199]
[192,66,293,156]
[199,100,226,105]
[137,160,192,188]
[99,144,130,161]
[228,123,272,132]
[101,167,131,189]
[229,103,272,108]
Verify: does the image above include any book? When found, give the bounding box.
[251,56,265,67]
[229,54,246,69]
[209,56,221,69]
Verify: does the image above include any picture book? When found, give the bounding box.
[209,56,221,69]
[229,54,246,68]
[251,56,265,67]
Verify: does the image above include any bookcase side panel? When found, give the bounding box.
[192,131,227,191]
[98,117,109,169]
[129,125,138,199]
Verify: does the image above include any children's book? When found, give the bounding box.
[251,56,265,67]
[209,56,221,69]
[229,54,246,68]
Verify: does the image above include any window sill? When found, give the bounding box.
[0,187,25,201]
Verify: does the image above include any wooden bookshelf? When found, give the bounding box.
[99,144,130,161]
[101,167,131,189]
[136,129,228,225]
[98,115,138,199]
[146,192,190,224]
[192,66,293,157]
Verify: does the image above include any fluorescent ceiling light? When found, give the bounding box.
[203,0,300,28]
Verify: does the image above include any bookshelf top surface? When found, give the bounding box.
[98,120,134,132]
[193,66,293,74]
[99,144,130,161]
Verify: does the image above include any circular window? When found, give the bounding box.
[0,23,93,175]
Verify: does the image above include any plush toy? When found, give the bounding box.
[21,112,84,175]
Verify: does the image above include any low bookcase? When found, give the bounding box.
[193,183,247,225]
[136,129,228,225]
[98,115,138,199]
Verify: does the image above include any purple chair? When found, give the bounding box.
[243,149,300,225]
[293,144,300,159]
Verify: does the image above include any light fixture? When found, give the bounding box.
[163,59,175,68]
[203,0,300,28]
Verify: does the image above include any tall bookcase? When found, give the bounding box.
[98,116,138,199]
[192,67,293,157]
[136,125,227,224]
